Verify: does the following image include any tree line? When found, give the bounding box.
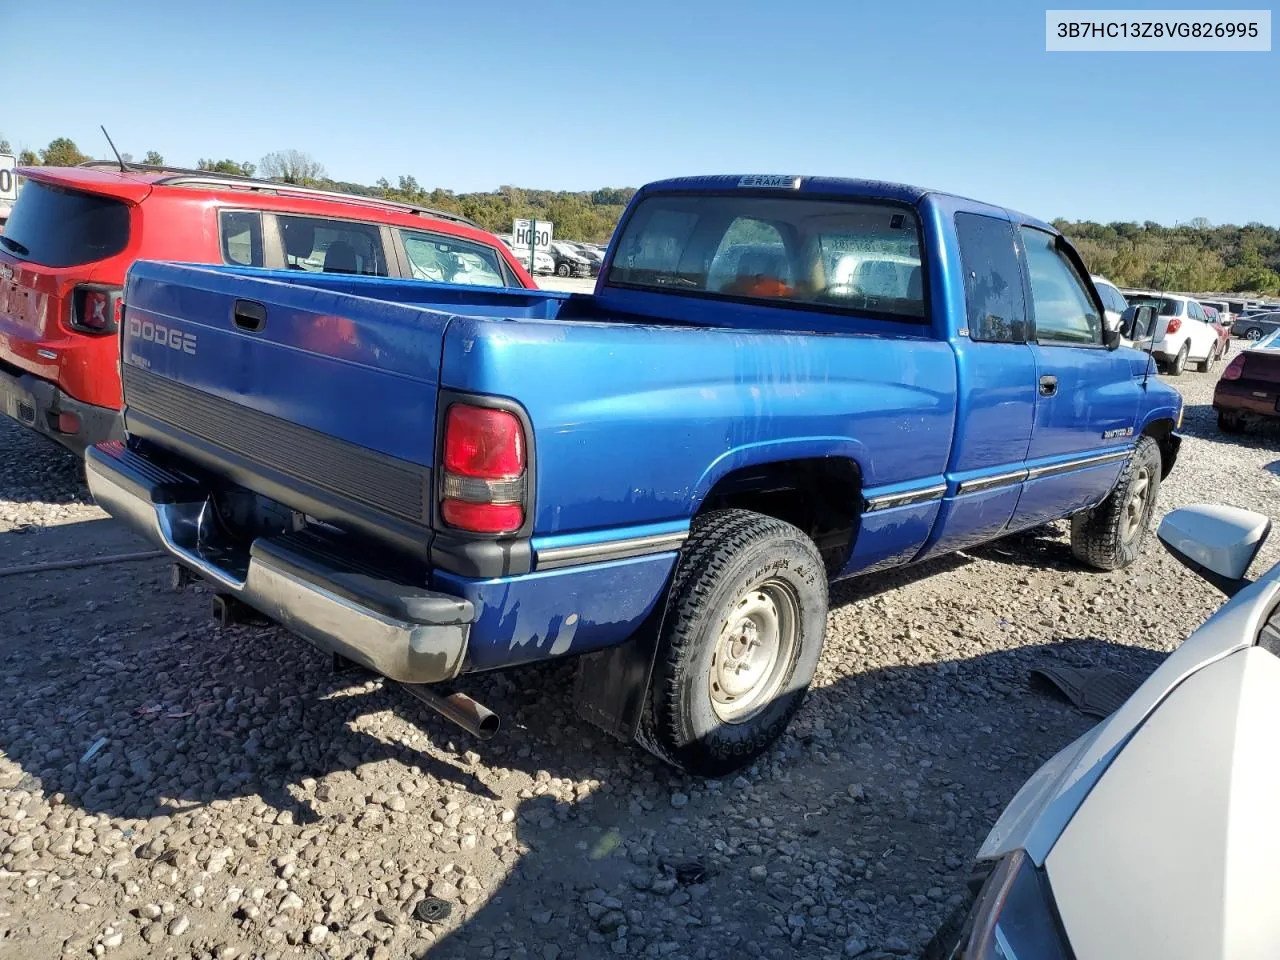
[3,135,1277,290]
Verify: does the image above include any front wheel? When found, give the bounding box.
[555,263,570,277]
[638,509,828,776]
[1247,327,1263,341]
[1070,435,1162,571]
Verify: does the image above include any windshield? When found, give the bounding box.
[0,180,130,267]
[606,193,926,321]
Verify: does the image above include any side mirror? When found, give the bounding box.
[1158,504,1272,596]
[1103,327,1121,350]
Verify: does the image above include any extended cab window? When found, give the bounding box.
[608,194,926,321]
[219,210,263,267]
[400,231,509,287]
[0,180,130,267]
[278,216,387,276]
[1020,228,1102,345]
[954,213,1026,343]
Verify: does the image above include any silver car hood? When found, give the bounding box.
[1046,645,1280,959]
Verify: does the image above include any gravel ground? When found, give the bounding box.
[1,345,1277,960]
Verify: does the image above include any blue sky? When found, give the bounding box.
[6,0,1276,224]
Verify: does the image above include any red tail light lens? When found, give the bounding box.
[71,285,123,334]
[1165,317,1182,335]
[440,403,528,534]
[444,405,524,478]
[1222,355,1246,381]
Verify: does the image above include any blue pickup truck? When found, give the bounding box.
[86,175,1183,776]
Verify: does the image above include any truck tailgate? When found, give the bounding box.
[121,262,452,556]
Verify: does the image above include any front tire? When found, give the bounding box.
[1168,341,1189,375]
[555,263,570,277]
[638,509,828,777]
[1070,435,1162,571]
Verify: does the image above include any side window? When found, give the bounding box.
[1020,227,1102,345]
[954,212,1026,343]
[1189,302,1206,322]
[277,215,388,276]
[220,210,263,267]
[1101,284,1126,315]
[400,230,509,287]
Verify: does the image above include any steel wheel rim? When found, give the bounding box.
[1121,467,1152,542]
[709,578,800,724]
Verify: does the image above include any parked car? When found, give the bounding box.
[571,242,605,276]
[1233,310,1280,342]
[1124,294,1220,374]
[1090,275,1128,333]
[1201,305,1231,359]
[1198,298,1234,330]
[925,502,1280,960]
[1214,329,1280,433]
[86,174,1184,777]
[549,240,592,278]
[0,162,534,453]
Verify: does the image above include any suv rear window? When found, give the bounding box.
[0,180,130,267]
[1128,297,1182,316]
[607,194,926,321]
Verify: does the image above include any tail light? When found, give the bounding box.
[1222,354,1246,381]
[440,403,528,534]
[70,285,123,334]
[1165,316,1182,335]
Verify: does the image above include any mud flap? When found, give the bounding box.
[572,563,679,743]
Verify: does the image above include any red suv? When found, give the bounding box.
[0,163,534,452]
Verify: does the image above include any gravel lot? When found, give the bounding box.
[1,345,1276,960]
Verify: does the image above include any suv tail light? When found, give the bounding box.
[440,403,527,534]
[1165,316,1182,335]
[71,285,123,334]
[1222,354,1246,381]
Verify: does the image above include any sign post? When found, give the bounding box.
[512,218,554,273]
[0,155,17,204]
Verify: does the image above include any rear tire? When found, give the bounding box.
[1218,410,1246,434]
[638,509,828,777]
[1168,341,1189,376]
[1070,435,1162,571]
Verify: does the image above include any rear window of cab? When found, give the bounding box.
[0,180,130,267]
[606,193,926,322]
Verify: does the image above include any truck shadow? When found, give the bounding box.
[0,418,92,507]
[0,513,1174,957]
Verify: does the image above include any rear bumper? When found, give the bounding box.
[1214,383,1280,420]
[84,441,474,684]
[0,366,123,453]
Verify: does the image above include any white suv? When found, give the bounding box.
[1091,275,1128,333]
[1129,294,1220,375]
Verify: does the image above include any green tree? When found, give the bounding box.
[198,158,256,177]
[40,137,90,167]
[260,150,324,184]
[0,137,11,155]
[143,150,165,166]
[17,149,38,166]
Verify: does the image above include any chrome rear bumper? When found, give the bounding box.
[85,442,472,684]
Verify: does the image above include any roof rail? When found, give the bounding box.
[76,161,481,228]
[162,174,481,228]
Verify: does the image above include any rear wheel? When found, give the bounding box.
[638,509,828,776]
[1168,341,1189,375]
[1070,435,1162,571]
[1218,410,1246,434]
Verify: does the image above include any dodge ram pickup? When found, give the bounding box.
[86,175,1184,776]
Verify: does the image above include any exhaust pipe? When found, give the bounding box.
[398,683,500,740]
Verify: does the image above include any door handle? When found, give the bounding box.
[232,299,267,333]
[1039,375,1058,397]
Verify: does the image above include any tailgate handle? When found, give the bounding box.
[232,300,267,333]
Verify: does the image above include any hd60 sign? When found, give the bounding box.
[0,155,17,202]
